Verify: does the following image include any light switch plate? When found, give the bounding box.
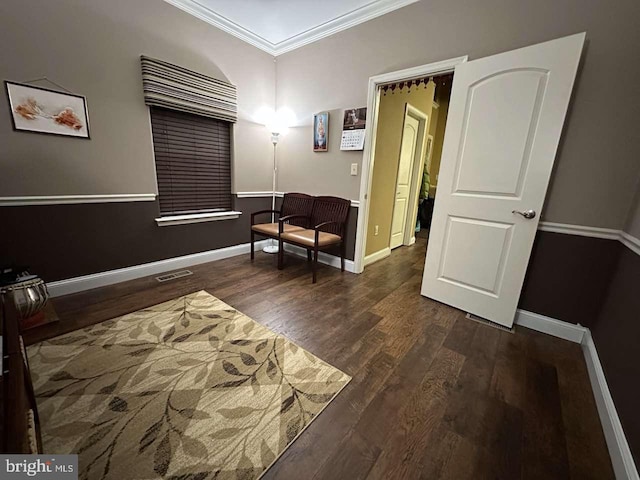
[350,163,358,176]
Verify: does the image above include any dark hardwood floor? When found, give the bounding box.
[26,238,614,479]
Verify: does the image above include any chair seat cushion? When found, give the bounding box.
[251,223,305,236]
[281,229,341,247]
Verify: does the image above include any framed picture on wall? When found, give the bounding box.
[4,81,90,138]
[313,111,329,152]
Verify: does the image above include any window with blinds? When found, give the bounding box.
[150,106,232,216]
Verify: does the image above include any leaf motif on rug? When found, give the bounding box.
[28,291,350,480]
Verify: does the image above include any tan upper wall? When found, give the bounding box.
[0,0,275,197]
[275,0,640,229]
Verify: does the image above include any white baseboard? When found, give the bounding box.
[582,331,639,480]
[47,240,269,297]
[514,310,638,478]
[363,247,391,267]
[283,244,356,273]
[514,309,587,343]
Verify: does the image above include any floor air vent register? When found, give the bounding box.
[465,312,514,333]
[155,270,193,282]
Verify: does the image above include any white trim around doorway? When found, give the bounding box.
[353,55,468,274]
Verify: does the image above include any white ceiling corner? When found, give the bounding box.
[163,0,419,56]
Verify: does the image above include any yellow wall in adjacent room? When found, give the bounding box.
[428,90,450,198]
[365,81,435,256]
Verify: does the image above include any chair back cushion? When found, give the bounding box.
[310,196,351,236]
[281,193,315,227]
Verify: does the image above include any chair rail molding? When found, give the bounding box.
[236,191,279,198]
[620,231,640,256]
[538,221,640,256]
[537,221,620,239]
[0,194,156,206]
[236,191,359,207]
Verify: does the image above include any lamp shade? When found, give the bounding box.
[255,106,295,135]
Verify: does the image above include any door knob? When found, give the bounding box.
[512,209,536,219]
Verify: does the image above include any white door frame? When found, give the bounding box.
[354,56,468,273]
[395,103,429,247]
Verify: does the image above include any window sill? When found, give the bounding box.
[155,211,242,227]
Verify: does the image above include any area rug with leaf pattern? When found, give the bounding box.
[28,290,351,479]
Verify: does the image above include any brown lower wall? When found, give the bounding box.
[0,196,270,282]
[590,246,640,463]
[0,197,358,283]
[519,231,622,327]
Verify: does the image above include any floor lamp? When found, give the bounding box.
[263,130,280,254]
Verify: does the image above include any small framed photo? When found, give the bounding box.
[4,81,90,138]
[313,111,329,152]
[342,107,366,130]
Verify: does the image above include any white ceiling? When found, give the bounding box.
[164,0,419,56]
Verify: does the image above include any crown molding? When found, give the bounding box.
[163,0,277,55]
[163,0,419,56]
[272,0,419,55]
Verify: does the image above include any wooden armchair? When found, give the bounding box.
[278,196,351,283]
[250,192,315,259]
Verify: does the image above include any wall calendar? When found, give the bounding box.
[340,107,366,151]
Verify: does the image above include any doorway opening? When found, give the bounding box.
[355,65,458,270]
[354,34,583,329]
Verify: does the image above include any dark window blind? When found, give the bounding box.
[150,106,232,215]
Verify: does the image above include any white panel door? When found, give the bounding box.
[421,33,585,327]
[390,113,420,249]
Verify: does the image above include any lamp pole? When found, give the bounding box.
[263,132,280,254]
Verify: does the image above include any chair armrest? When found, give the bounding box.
[314,221,345,243]
[315,220,344,234]
[251,209,280,225]
[314,220,342,230]
[279,214,310,222]
[278,214,311,233]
